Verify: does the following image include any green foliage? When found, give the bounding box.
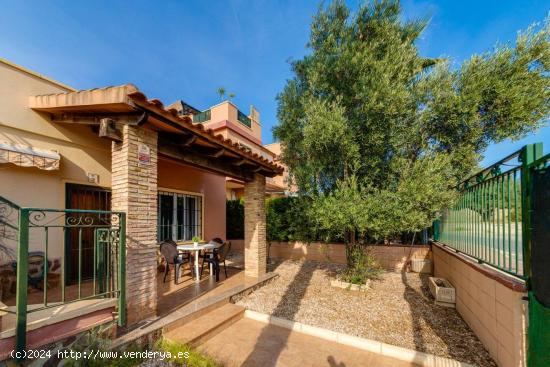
[266,197,329,242]
[274,0,550,244]
[155,338,220,367]
[226,199,244,239]
[191,235,202,243]
[63,324,143,367]
[217,87,226,101]
[341,245,383,284]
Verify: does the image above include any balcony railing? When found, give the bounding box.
[193,109,211,123]
[237,110,252,128]
[0,196,126,359]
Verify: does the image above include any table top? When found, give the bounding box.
[177,242,221,251]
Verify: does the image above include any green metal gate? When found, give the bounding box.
[0,197,126,360]
[528,151,550,367]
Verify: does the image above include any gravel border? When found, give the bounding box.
[236,259,496,367]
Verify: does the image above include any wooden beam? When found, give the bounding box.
[209,148,225,158]
[159,140,254,182]
[99,118,122,142]
[51,112,146,126]
[234,158,248,166]
[51,114,101,125]
[180,135,197,147]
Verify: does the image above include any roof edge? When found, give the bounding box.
[0,57,76,92]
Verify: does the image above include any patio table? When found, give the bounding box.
[177,242,221,281]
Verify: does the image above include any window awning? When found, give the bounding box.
[0,142,60,170]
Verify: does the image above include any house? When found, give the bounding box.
[0,58,282,356]
[170,99,287,199]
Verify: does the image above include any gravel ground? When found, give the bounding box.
[236,259,496,367]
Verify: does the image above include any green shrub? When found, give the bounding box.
[266,197,340,242]
[341,245,383,285]
[226,197,342,242]
[226,199,244,239]
[155,338,220,367]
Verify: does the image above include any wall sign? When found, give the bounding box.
[138,143,151,165]
[87,172,100,184]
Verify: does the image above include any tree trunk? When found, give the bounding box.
[345,229,362,269]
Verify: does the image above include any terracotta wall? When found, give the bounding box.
[158,158,227,241]
[432,243,527,367]
[229,240,431,271]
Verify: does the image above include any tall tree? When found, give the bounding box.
[274,0,549,258]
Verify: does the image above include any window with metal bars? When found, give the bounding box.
[158,191,203,242]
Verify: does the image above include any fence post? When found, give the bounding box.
[15,208,29,361]
[524,143,549,367]
[117,212,126,326]
[519,143,543,280]
[433,219,440,241]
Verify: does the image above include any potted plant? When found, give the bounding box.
[191,236,201,248]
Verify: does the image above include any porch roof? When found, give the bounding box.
[29,84,283,180]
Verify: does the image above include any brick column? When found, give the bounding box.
[244,173,267,277]
[112,125,158,323]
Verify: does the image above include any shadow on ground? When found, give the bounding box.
[400,268,496,367]
[240,260,316,367]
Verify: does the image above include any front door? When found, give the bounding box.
[65,183,111,283]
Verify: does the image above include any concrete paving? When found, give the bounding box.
[199,317,419,367]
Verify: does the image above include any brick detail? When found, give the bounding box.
[244,174,267,277]
[111,125,158,324]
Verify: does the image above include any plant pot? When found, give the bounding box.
[193,242,199,248]
[429,277,456,307]
[410,259,432,274]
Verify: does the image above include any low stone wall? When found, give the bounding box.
[432,242,527,367]
[229,239,431,271]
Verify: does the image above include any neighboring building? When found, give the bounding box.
[0,58,282,353]
[263,142,295,197]
[167,100,287,199]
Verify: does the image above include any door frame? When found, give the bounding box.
[64,183,112,284]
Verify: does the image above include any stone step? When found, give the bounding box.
[164,303,245,347]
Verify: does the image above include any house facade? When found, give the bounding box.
[173,99,287,200]
[0,58,282,336]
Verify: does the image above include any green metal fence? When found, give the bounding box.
[434,143,544,278]
[0,197,126,358]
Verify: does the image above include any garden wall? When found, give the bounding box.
[432,242,527,367]
[229,240,431,271]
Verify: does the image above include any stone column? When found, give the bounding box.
[111,125,158,323]
[244,173,267,277]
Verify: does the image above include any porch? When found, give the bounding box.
[0,83,283,359]
[0,256,275,358]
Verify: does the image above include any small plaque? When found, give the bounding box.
[138,143,151,165]
[87,173,100,184]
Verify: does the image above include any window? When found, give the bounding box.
[158,191,203,242]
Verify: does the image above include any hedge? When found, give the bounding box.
[226,197,339,242]
[226,199,244,239]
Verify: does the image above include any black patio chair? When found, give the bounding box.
[200,239,231,281]
[159,240,193,284]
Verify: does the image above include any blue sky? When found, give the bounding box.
[0,0,548,165]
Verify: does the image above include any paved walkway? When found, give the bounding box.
[198,318,419,367]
